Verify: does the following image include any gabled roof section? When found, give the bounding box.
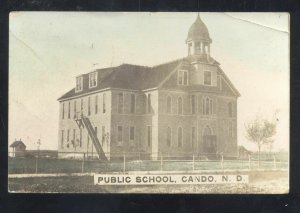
[217,67,241,97]
[58,59,184,101]
[10,140,26,148]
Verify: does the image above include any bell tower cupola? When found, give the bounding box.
[186,14,212,57]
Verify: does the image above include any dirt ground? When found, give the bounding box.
[8,170,288,194]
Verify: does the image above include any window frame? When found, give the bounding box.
[178,70,189,86]
[177,127,183,148]
[89,72,98,88]
[191,95,196,114]
[178,97,183,115]
[204,71,212,86]
[191,126,197,148]
[166,126,172,147]
[75,76,83,92]
[130,93,136,114]
[118,92,124,114]
[117,125,123,146]
[167,96,172,114]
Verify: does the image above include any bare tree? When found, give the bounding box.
[244,116,277,167]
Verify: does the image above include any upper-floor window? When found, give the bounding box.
[178,97,183,115]
[129,126,135,146]
[76,76,83,92]
[80,98,83,112]
[203,97,213,115]
[103,93,106,113]
[178,70,188,86]
[167,96,172,113]
[191,95,196,114]
[147,94,151,113]
[88,96,91,116]
[204,71,212,86]
[118,93,124,114]
[117,126,123,146]
[228,102,233,117]
[74,100,77,118]
[130,94,136,114]
[89,72,98,88]
[62,103,65,119]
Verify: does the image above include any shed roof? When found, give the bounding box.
[10,140,26,148]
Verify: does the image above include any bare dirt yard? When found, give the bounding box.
[8,170,288,194]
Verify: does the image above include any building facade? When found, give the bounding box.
[57,15,240,160]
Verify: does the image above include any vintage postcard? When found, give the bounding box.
[8,12,289,193]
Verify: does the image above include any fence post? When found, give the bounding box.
[248,154,251,170]
[81,153,85,173]
[160,152,163,171]
[123,152,126,173]
[192,154,195,171]
[273,155,277,169]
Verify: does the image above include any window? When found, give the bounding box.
[191,127,196,148]
[88,96,91,116]
[68,102,70,119]
[79,128,82,147]
[118,93,124,114]
[147,94,151,113]
[178,97,183,115]
[130,94,136,113]
[195,42,200,50]
[228,121,233,137]
[167,127,171,147]
[76,76,83,92]
[81,98,83,112]
[117,126,123,145]
[74,100,77,118]
[228,102,233,117]
[178,71,188,85]
[62,103,65,119]
[73,129,76,147]
[67,129,70,142]
[89,72,98,88]
[167,96,172,113]
[203,97,213,115]
[191,95,196,114]
[204,71,212,85]
[95,95,98,114]
[102,126,105,146]
[130,126,135,146]
[147,126,152,147]
[178,127,183,147]
[61,130,64,148]
[103,93,106,113]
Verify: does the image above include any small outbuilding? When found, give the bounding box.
[10,139,26,157]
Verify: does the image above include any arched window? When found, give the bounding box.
[167,96,172,113]
[178,127,183,147]
[167,127,171,147]
[178,97,183,115]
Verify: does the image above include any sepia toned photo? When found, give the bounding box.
[8,12,289,193]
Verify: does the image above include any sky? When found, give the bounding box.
[9,12,289,152]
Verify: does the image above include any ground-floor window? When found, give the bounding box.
[167,127,171,147]
[61,130,64,148]
[117,126,123,146]
[130,126,135,146]
[178,127,183,147]
[191,127,196,148]
[147,126,152,147]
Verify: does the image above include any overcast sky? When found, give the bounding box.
[9,12,289,151]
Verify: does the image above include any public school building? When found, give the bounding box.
[57,15,240,160]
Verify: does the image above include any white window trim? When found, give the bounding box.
[203,70,212,86]
[177,96,183,115]
[89,72,98,88]
[75,76,83,92]
[202,96,214,115]
[190,95,197,114]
